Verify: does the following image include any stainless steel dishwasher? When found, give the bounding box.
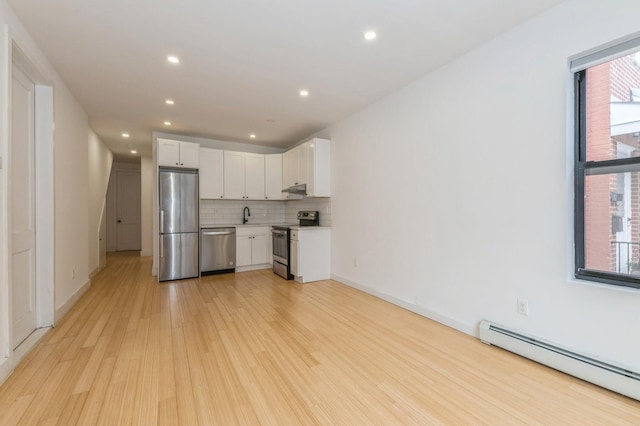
[200,227,236,275]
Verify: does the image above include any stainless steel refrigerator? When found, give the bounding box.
[158,168,199,281]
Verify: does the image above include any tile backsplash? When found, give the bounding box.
[285,198,332,226]
[200,200,284,225]
[200,198,331,227]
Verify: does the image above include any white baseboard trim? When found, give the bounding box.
[88,265,104,281]
[0,327,51,388]
[54,278,91,324]
[13,327,50,366]
[140,250,152,257]
[331,274,477,337]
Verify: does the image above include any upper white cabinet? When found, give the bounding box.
[199,148,224,199]
[265,154,283,200]
[305,138,330,197]
[282,138,330,197]
[244,153,265,199]
[157,138,199,168]
[223,151,244,199]
[223,151,265,200]
[283,147,299,189]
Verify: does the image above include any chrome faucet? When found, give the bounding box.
[243,206,250,224]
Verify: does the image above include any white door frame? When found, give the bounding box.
[0,31,55,384]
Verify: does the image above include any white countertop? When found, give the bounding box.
[289,226,332,230]
[200,223,330,229]
[200,223,295,229]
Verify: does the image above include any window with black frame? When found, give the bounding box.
[574,36,640,289]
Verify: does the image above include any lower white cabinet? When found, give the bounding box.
[236,227,270,267]
[290,228,331,283]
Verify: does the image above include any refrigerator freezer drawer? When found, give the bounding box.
[159,233,199,281]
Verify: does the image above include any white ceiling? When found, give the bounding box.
[8,0,565,158]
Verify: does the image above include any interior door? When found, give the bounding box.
[116,171,141,251]
[11,63,37,348]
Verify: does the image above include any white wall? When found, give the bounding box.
[140,157,153,257]
[87,129,113,274]
[0,0,105,381]
[326,0,640,371]
[52,75,91,317]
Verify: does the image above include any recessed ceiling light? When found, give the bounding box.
[164,121,172,126]
[299,90,309,97]
[250,134,256,139]
[122,133,130,138]
[167,55,180,64]
[364,31,377,41]
[165,99,175,105]
[130,150,137,154]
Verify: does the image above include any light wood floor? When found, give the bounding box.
[0,252,638,425]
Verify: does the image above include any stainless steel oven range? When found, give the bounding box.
[272,226,292,280]
[271,210,320,280]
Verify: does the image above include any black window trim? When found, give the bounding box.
[574,68,640,290]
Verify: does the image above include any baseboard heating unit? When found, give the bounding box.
[479,320,639,401]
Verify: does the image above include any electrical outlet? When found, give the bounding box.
[517,298,529,316]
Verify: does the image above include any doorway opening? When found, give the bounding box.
[106,159,142,252]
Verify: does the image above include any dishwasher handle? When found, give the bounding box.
[202,230,235,236]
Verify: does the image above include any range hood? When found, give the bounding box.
[282,183,307,195]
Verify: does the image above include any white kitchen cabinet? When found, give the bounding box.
[282,147,304,200]
[236,235,253,267]
[223,151,265,200]
[236,227,270,268]
[244,153,265,199]
[282,148,298,189]
[290,238,299,276]
[265,154,283,200]
[305,138,331,197]
[199,148,224,199]
[157,138,199,168]
[282,138,330,198]
[298,142,309,187]
[290,227,331,283]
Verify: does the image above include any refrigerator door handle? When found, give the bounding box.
[160,210,165,232]
[160,239,164,258]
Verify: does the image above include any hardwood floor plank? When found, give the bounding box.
[75,357,116,425]
[54,391,88,425]
[0,251,637,425]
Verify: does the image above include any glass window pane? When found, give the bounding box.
[585,171,640,275]
[586,52,640,161]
